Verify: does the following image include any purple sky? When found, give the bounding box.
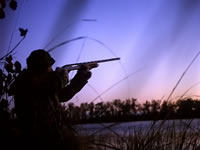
[1,0,200,105]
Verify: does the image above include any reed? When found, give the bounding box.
[81,119,200,150]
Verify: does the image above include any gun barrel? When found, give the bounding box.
[62,57,120,70]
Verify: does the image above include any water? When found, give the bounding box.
[74,119,200,149]
[75,119,200,136]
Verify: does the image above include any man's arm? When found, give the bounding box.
[58,65,92,102]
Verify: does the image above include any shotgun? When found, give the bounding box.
[62,57,120,71]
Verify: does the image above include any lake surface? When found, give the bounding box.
[75,119,200,136]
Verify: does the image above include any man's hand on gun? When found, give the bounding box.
[55,63,98,87]
[77,63,98,80]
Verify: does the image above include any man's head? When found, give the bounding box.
[26,49,55,73]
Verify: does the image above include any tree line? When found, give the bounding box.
[65,98,200,124]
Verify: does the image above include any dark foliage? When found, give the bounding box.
[0,0,17,19]
[0,7,5,18]
[0,0,6,8]
[0,55,22,147]
[65,98,200,124]
[19,28,28,37]
[9,0,17,10]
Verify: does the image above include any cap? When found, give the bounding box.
[26,49,55,73]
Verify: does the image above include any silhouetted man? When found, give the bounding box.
[11,49,97,149]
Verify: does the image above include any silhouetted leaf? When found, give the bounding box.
[6,73,12,84]
[0,8,5,19]
[6,55,12,63]
[19,28,28,37]
[9,0,17,10]
[0,69,5,82]
[14,61,21,73]
[0,0,6,8]
[4,62,13,73]
[0,69,3,76]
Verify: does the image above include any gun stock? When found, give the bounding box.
[62,57,120,71]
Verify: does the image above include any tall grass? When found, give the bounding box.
[77,119,200,150]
